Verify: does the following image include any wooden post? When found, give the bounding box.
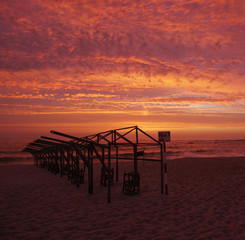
[108,144,111,203]
[88,146,92,194]
[76,151,80,188]
[60,147,63,177]
[116,146,119,182]
[40,152,43,167]
[136,126,139,144]
[102,147,105,165]
[55,148,59,174]
[83,148,86,173]
[163,142,168,195]
[161,144,163,194]
[67,148,71,180]
[91,146,93,194]
[158,131,170,195]
[70,149,74,181]
[52,149,55,172]
[134,144,138,173]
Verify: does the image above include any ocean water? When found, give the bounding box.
[0,138,33,165]
[0,138,245,165]
[162,139,245,159]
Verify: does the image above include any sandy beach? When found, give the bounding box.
[1,157,245,240]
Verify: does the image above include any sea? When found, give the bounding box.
[0,138,245,165]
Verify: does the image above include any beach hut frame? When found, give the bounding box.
[24,126,167,203]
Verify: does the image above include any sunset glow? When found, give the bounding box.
[0,0,245,139]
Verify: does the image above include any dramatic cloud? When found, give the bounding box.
[0,0,244,138]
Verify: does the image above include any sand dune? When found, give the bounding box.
[1,157,245,239]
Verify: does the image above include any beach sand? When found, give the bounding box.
[1,157,245,240]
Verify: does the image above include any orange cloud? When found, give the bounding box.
[0,0,244,139]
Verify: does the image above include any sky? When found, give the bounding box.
[0,0,245,140]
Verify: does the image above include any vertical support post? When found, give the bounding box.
[163,142,168,195]
[52,150,55,171]
[108,144,111,203]
[40,152,43,167]
[83,148,86,172]
[46,150,50,170]
[88,146,92,194]
[47,150,50,170]
[136,126,139,144]
[40,152,42,167]
[116,146,119,182]
[91,146,93,194]
[44,152,46,168]
[70,149,74,180]
[76,151,80,188]
[134,144,138,173]
[55,147,59,174]
[161,143,163,194]
[60,147,63,177]
[113,130,116,143]
[67,148,70,180]
[48,150,51,170]
[102,147,105,165]
[43,152,45,167]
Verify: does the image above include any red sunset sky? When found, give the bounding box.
[0,0,244,140]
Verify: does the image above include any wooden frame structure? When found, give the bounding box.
[24,126,167,203]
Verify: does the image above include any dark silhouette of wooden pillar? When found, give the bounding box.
[108,144,111,203]
[116,146,119,182]
[88,145,93,194]
[161,143,163,194]
[134,144,138,173]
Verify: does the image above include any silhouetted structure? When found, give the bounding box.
[23,126,167,203]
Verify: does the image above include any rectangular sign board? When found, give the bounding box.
[158,131,171,142]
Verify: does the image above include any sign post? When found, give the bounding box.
[158,131,170,195]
